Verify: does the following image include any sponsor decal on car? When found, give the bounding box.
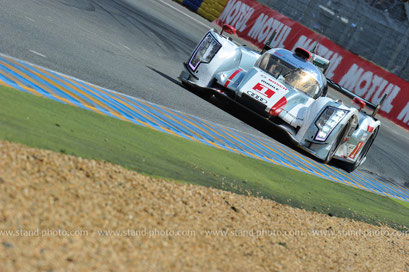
[265,78,287,91]
[242,75,289,109]
[246,90,268,104]
[252,82,275,98]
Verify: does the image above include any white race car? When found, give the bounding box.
[180,25,386,172]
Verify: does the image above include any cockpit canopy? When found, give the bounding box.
[255,52,321,98]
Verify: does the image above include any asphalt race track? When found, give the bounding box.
[0,0,408,187]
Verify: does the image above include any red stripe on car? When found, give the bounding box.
[224,69,242,88]
[349,142,364,159]
[269,96,287,117]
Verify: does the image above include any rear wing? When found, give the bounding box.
[326,78,377,110]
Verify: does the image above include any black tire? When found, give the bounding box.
[324,120,351,164]
[344,127,379,173]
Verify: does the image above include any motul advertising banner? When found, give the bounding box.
[214,0,409,130]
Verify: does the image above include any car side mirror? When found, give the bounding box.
[220,24,236,36]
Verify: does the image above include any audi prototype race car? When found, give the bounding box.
[179,25,385,172]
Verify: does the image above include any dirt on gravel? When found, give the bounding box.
[0,140,408,271]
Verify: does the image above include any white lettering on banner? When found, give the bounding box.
[219,0,254,32]
[339,64,401,113]
[364,75,386,101]
[292,35,343,78]
[355,71,373,97]
[383,85,401,113]
[398,102,409,124]
[248,13,291,48]
[219,0,237,22]
[339,64,362,90]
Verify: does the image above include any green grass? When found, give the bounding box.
[392,198,409,209]
[1,86,408,230]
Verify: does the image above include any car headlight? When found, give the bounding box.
[315,106,349,141]
[188,33,221,71]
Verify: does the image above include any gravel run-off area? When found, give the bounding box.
[0,140,408,271]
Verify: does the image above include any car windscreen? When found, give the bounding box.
[256,53,295,78]
[283,69,320,97]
